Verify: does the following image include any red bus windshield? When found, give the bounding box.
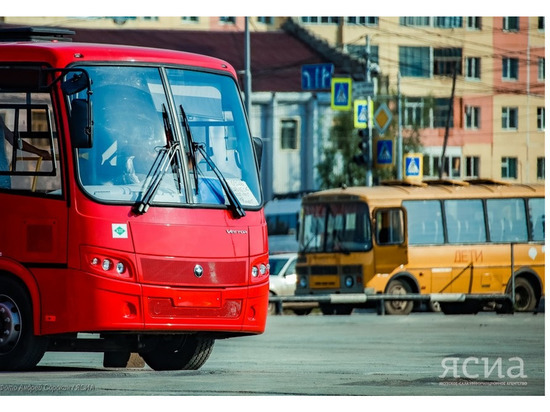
[71,65,261,210]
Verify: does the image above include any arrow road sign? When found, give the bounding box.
[301,63,334,90]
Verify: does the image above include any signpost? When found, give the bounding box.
[301,63,334,91]
[376,139,393,166]
[331,78,352,111]
[404,153,423,182]
[353,99,369,129]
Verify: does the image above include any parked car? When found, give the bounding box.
[268,253,314,315]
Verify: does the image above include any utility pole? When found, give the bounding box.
[365,35,373,187]
[397,72,403,180]
[439,62,457,179]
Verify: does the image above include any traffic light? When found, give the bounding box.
[353,129,369,165]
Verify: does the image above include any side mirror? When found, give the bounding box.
[253,136,263,170]
[61,72,89,95]
[70,99,93,148]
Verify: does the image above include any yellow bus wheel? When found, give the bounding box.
[513,278,537,312]
[384,279,413,315]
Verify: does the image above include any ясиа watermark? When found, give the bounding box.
[439,356,528,386]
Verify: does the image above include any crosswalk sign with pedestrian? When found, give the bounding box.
[331,78,352,111]
[376,139,393,165]
[404,153,423,180]
[353,99,368,128]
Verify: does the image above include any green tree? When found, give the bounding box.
[316,111,367,189]
[317,95,425,189]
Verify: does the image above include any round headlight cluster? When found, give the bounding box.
[251,262,269,280]
[344,276,354,288]
[299,276,308,288]
[90,255,130,278]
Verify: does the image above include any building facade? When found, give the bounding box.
[2,16,545,196]
[292,16,545,183]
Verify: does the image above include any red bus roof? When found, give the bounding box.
[0,40,238,77]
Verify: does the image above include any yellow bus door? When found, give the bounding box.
[373,207,408,274]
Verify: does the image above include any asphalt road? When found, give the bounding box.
[1,312,545,402]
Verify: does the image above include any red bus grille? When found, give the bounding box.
[139,257,247,286]
[148,297,243,319]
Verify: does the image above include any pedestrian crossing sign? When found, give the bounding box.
[353,100,368,128]
[331,78,352,111]
[376,139,393,165]
[404,153,423,181]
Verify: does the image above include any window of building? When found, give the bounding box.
[280,118,299,150]
[503,17,520,31]
[434,98,453,128]
[257,17,274,25]
[404,97,425,128]
[465,156,480,178]
[538,17,545,31]
[466,17,482,30]
[465,106,481,129]
[399,46,431,77]
[502,57,519,80]
[399,17,431,26]
[537,107,545,130]
[434,17,463,28]
[424,154,461,178]
[181,17,199,23]
[347,17,378,26]
[301,17,339,24]
[219,17,236,24]
[465,57,481,79]
[434,48,462,76]
[538,58,545,81]
[501,157,518,179]
[536,157,545,180]
[502,107,518,130]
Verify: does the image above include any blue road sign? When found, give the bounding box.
[301,63,334,90]
[377,140,393,165]
[405,155,421,177]
[331,78,352,110]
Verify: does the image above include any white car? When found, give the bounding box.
[268,253,314,315]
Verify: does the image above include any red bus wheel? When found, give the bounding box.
[141,335,214,371]
[0,277,48,371]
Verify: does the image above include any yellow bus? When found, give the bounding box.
[295,180,545,315]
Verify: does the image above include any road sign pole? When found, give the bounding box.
[366,96,373,187]
[365,36,373,187]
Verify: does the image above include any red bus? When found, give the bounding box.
[0,27,268,371]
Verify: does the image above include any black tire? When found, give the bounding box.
[320,304,353,315]
[513,277,537,312]
[293,308,312,316]
[103,351,131,368]
[0,276,48,371]
[141,335,214,371]
[384,279,413,315]
[440,300,481,315]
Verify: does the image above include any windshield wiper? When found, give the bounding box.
[133,105,183,215]
[133,141,180,215]
[179,105,245,219]
[179,105,199,195]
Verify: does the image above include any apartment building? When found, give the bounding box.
[291,16,546,183]
[2,16,545,189]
